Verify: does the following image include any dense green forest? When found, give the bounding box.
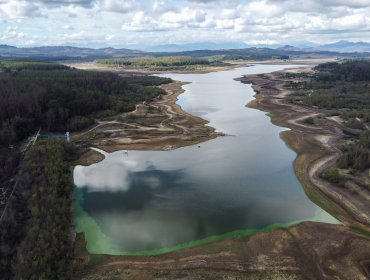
[0,140,77,279]
[0,60,171,146]
[314,60,370,82]
[300,62,370,111]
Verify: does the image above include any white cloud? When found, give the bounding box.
[0,0,42,18]
[0,26,25,40]
[63,24,74,30]
[100,0,137,13]
[1,0,370,47]
[105,34,115,41]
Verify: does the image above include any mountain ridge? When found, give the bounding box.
[0,41,369,61]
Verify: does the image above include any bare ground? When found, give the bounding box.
[76,222,370,280]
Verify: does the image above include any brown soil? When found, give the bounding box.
[77,222,370,280]
[71,149,105,166]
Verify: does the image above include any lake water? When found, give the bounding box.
[73,65,338,255]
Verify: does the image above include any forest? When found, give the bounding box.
[0,60,172,146]
[0,140,77,279]
[338,131,370,171]
[314,60,370,82]
[300,62,370,111]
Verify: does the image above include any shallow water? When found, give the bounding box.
[74,65,338,254]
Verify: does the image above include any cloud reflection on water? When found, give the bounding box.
[74,157,139,192]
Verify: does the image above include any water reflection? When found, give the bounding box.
[79,168,187,212]
[74,65,339,253]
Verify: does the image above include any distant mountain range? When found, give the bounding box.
[0,40,369,61]
[312,40,370,53]
[278,40,370,53]
[140,42,250,52]
[140,40,370,53]
[0,45,143,60]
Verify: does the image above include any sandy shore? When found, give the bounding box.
[237,68,370,232]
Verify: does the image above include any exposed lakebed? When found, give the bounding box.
[73,65,338,255]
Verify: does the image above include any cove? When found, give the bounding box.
[73,65,338,255]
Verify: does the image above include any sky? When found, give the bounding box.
[1,0,370,48]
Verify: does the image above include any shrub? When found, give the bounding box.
[303,117,315,125]
[320,168,345,184]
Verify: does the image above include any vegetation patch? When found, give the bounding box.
[320,168,346,185]
[338,132,370,171]
[303,117,315,125]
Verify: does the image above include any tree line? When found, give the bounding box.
[314,60,370,82]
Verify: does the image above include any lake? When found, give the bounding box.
[73,64,338,255]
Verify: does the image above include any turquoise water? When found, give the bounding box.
[74,65,338,254]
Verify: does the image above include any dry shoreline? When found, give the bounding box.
[237,68,370,232]
[77,222,370,279]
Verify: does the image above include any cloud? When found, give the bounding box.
[0,26,25,40]
[2,0,370,47]
[100,0,138,13]
[0,0,42,18]
[34,0,95,8]
[63,24,74,30]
